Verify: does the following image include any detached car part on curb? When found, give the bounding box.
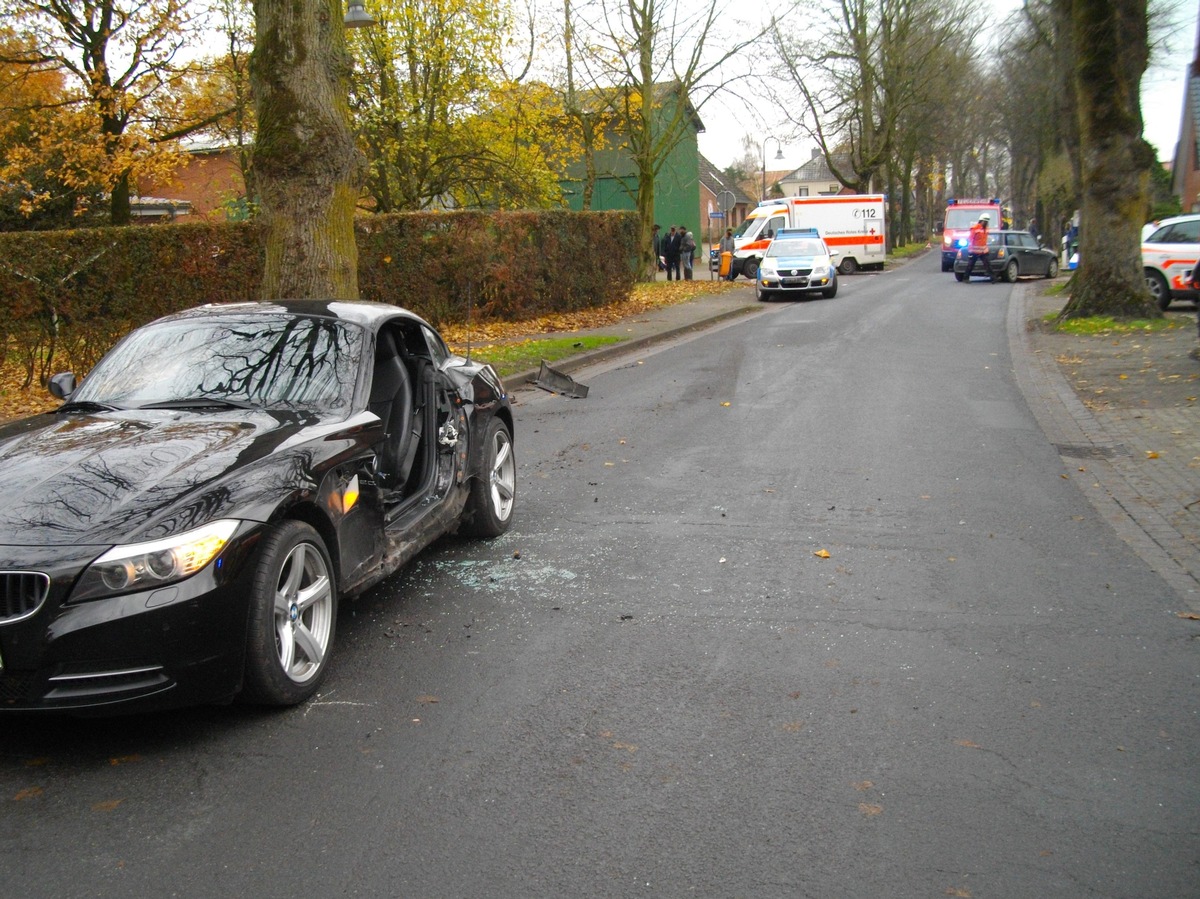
[0,301,516,715]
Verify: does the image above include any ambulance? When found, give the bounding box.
[730,194,886,280]
[940,197,1002,271]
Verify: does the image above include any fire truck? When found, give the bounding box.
[730,195,886,280]
[940,198,1002,271]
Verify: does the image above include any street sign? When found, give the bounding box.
[709,211,725,219]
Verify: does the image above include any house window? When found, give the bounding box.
[829,184,838,193]
[798,187,809,197]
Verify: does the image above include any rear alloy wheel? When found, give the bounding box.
[1004,259,1019,283]
[242,521,336,706]
[741,258,759,281]
[1046,258,1059,278]
[1145,270,1171,310]
[461,417,515,537]
[839,257,859,276]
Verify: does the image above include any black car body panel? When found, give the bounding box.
[0,300,514,715]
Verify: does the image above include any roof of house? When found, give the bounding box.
[786,151,847,183]
[698,155,754,205]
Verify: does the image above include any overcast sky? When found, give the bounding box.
[697,0,1197,175]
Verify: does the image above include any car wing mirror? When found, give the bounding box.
[48,372,76,399]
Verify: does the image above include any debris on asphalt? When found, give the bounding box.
[531,360,589,398]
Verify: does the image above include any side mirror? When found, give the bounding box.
[48,372,77,399]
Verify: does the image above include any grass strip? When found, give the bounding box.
[451,335,626,378]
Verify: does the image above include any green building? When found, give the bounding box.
[558,82,703,234]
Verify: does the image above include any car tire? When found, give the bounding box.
[742,258,759,281]
[1046,258,1059,278]
[822,277,838,299]
[461,417,516,537]
[838,257,859,276]
[242,520,337,707]
[941,259,953,272]
[1145,269,1171,310]
[755,283,773,302]
[954,271,967,282]
[1004,259,1019,283]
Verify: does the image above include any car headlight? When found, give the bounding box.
[72,519,241,602]
[811,264,829,278]
[760,261,778,276]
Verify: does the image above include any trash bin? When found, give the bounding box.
[719,251,732,278]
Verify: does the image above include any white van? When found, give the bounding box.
[731,194,886,279]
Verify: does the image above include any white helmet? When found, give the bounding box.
[979,213,991,223]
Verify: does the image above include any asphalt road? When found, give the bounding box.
[3,255,1197,898]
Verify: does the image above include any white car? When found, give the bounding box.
[1142,214,1200,310]
[755,228,839,301]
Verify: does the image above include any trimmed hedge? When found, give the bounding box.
[0,209,639,384]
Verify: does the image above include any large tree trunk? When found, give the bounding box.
[251,0,362,300]
[1057,0,1158,319]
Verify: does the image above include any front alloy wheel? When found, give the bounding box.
[462,417,516,537]
[242,521,337,706]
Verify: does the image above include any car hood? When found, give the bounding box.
[769,255,823,267]
[0,410,326,547]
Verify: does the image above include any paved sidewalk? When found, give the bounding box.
[514,262,1200,608]
[1011,283,1199,606]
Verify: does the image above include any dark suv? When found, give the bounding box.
[954,230,1059,282]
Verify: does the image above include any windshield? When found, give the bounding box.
[732,215,764,239]
[71,315,365,412]
[946,208,993,230]
[767,239,825,257]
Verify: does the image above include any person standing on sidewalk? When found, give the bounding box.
[719,228,736,281]
[665,226,682,280]
[681,225,696,280]
[962,213,995,282]
[652,224,664,275]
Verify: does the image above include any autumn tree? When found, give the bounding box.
[173,0,257,212]
[346,0,569,212]
[0,0,199,225]
[1055,0,1158,319]
[0,32,104,228]
[772,0,974,196]
[562,0,769,280]
[250,0,363,299]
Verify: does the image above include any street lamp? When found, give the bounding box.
[761,137,784,202]
[344,0,377,27]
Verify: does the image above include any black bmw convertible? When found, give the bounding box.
[0,300,516,715]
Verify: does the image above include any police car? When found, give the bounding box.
[755,228,839,301]
[1142,213,1200,310]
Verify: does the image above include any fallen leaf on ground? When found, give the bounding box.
[813,549,831,558]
